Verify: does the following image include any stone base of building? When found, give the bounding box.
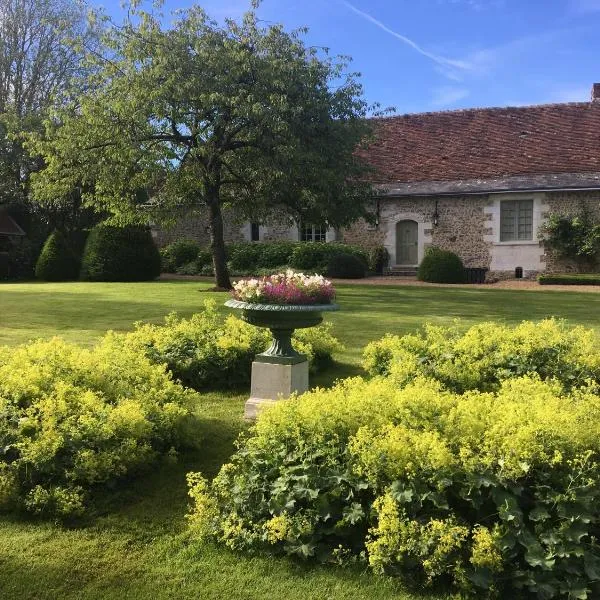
[244,360,309,420]
[487,270,541,282]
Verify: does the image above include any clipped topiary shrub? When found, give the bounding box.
[34,230,81,281]
[0,336,196,518]
[326,253,366,279]
[115,301,343,390]
[362,319,600,393]
[539,274,600,286]
[417,247,466,283]
[188,374,600,598]
[160,239,201,273]
[80,225,161,281]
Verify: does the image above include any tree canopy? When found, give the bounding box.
[32,2,382,288]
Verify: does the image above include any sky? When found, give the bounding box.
[97,0,600,115]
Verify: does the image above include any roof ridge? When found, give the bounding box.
[369,101,594,121]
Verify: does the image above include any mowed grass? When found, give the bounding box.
[1,280,600,600]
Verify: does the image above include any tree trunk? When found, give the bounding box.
[207,190,232,290]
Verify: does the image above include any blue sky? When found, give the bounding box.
[99,0,600,114]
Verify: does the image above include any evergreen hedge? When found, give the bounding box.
[34,230,80,281]
[80,226,161,281]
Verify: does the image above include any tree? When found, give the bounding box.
[31,3,380,289]
[0,0,97,199]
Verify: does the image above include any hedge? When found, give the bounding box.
[34,230,80,281]
[81,225,161,281]
[538,274,600,286]
[326,253,366,279]
[160,239,201,273]
[0,337,196,518]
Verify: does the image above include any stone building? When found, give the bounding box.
[156,83,600,278]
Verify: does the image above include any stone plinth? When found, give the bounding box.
[245,359,309,420]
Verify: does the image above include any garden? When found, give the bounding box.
[3,280,600,599]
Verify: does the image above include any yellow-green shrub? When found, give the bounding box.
[117,301,343,390]
[189,375,600,597]
[0,337,196,518]
[363,319,600,393]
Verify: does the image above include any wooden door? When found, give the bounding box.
[396,220,418,265]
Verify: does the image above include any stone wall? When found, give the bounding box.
[152,190,600,277]
[542,190,600,274]
[152,207,247,248]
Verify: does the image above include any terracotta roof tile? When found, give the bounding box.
[360,101,600,184]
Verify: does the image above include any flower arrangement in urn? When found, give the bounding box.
[232,270,336,305]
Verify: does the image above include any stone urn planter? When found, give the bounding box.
[225,299,339,419]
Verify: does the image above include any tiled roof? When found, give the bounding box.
[361,102,600,186]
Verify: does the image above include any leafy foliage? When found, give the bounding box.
[189,374,600,598]
[34,230,80,281]
[160,239,201,273]
[417,247,466,284]
[326,253,366,279]
[540,213,600,268]
[289,242,368,275]
[227,242,298,272]
[362,319,600,393]
[80,225,161,282]
[367,245,389,275]
[0,336,196,518]
[116,301,343,390]
[31,3,380,289]
[539,274,600,285]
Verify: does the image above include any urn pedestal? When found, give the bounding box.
[224,300,339,419]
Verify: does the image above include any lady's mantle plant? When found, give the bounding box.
[232,270,336,305]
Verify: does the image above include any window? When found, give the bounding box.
[500,199,533,241]
[250,223,260,242]
[300,224,327,242]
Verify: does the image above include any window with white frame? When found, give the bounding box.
[300,224,327,242]
[500,199,534,241]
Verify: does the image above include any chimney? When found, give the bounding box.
[592,83,600,102]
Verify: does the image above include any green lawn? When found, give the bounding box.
[1,280,600,600]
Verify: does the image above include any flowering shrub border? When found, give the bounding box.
[232,270,335,305]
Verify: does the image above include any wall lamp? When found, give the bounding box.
[432,200,440,227]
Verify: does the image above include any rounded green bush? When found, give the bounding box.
[0,337,195,518]
[362,318,600,393]
[417,247,466,283]
[80,225,161,281]
[326,253,366,278]
[189,374,600,598]
[119,301,343,390]
[34,230,80,281]
[160,239,201,272]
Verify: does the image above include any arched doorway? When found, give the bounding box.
[396,220,418,265]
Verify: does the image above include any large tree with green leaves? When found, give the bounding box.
[0,0,95,199]
[31,2,380,289]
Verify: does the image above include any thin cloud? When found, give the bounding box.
[341,1,474,77]
[431,86,470,107]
